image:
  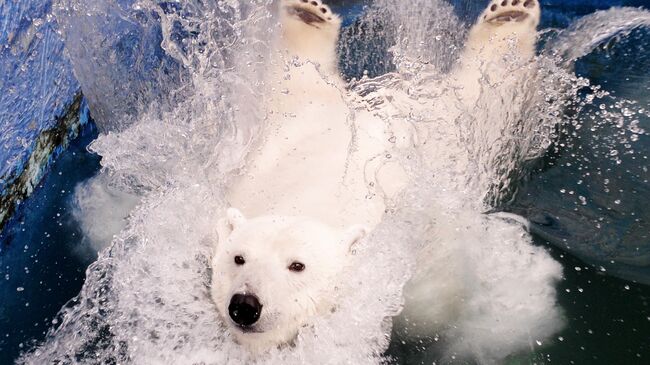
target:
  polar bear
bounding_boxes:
[211,208,367,352]
[212,1,395,350]
[212,0,553,355]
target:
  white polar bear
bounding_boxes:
[211,208,367,352]
[212,0,559,357]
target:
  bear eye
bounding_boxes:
[288,262,305,272]
[234,255,245,265]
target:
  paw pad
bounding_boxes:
[286,0,336,25]
[482,0,539,24]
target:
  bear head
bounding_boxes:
[211,208,367,352]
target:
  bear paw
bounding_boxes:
[480,0,540,26]
[283,0,339,27]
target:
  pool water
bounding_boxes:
[388,240,650,364]
[1,0,650,364]
[0,123,100,364]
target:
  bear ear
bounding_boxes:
[217,208,247,241]
[342,225,369,252]
[226,207,247,228]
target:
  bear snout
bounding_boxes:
[229,293,263,327]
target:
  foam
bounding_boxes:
[71,173,140,253]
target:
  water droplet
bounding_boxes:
[622,108,634,116]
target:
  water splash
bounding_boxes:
[53,0,185,131]
[513,8,650,284]
[18,1,650,365]
[545,7,650,68]
[19,0,408,363]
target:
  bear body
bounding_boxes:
[213,0,558,356]
[225,0,413,230]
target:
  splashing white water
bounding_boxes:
[545,7,650,68]
[71,173,140,253]
[21,1,650,364]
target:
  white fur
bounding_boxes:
[211,208,366,352]
[214,0,561,358]
[226,0,401,229]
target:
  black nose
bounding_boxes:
[228,294,262,326]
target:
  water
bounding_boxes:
[1,0,649,364]
[511,11,650,284]
[0,123,100,365]
[389,237,650,364]
[0,0,80,202]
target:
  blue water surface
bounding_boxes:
[0,0,79,192]
[0,122,100,364]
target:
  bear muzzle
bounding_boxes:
[229,293,263,328]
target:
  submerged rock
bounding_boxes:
[0,94,89,230]
[0,0,85,232]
